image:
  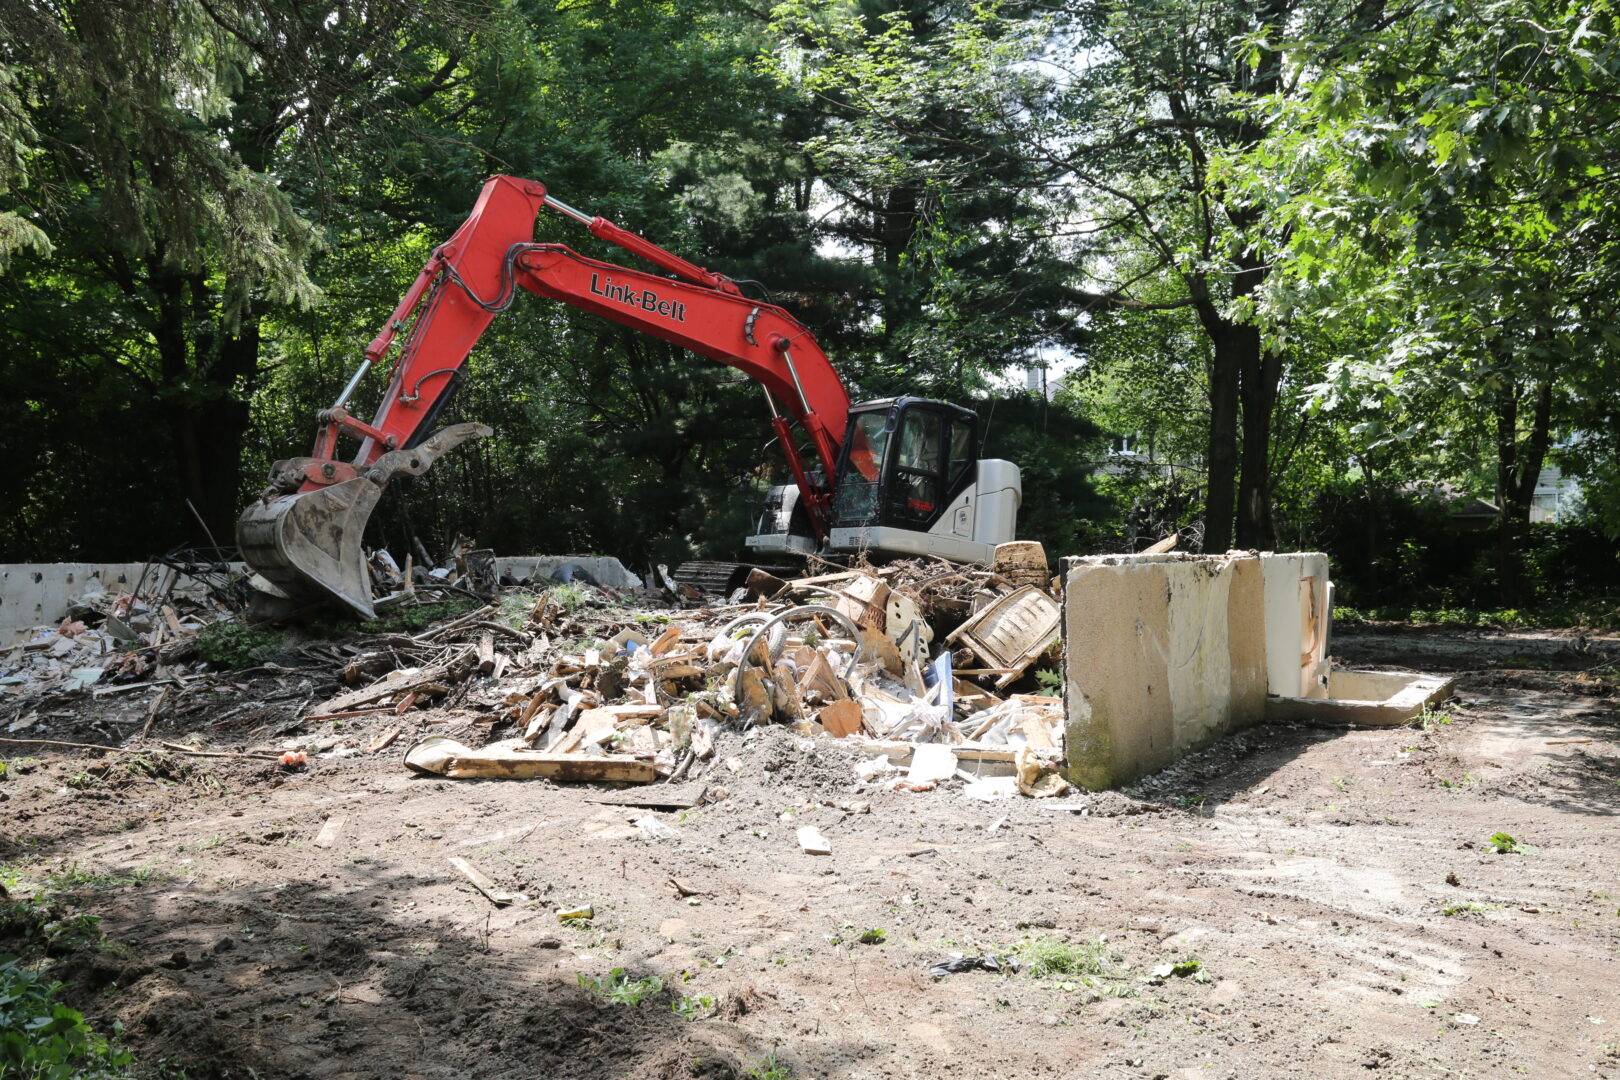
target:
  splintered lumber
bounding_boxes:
[798,651,849,702]
[789,570,859,589]
[551,704,662,754]
[0,737,281,761]
[404,736,655,783]
[447,857,516,906]
[649,626,683,655]
[366,726,402,753]
[818,699,864,738]
[309,661,452,716]
[305,707,393,722]
[1141,533,1179,554]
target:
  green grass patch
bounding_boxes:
[576,967,663,1007]
[544,582,593,613]
[497,591,543,629]
[357,595,483,634]
[0,864,167,901]
[1440,901,1502,916]
[1333,604,1620,631]
[1015,935,1124,981]
[746,1050,792,1080]
[195,622,281,669]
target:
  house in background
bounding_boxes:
[1530,465,1584,523]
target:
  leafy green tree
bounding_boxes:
[772,0,1417,551]
[1244,0,1620,594]
[0,0,488,556]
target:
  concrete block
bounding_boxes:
[1061,552,1267,789]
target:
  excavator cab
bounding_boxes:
[831,397,972,530]
[748,397,1021,564]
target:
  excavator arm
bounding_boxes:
[238,175,852,617]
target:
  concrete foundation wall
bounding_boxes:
[3,555,645,635]
[1,563,167,635]
[1061,552,1267,789]
[1260,552,1331,698]
[495,557,642,589]
[1268,669,1456,727]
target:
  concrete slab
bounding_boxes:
[1267,668,1457,727]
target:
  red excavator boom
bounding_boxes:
[238,175,852,617]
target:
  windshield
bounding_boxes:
[834,411,890,525]
[846,411,888,482]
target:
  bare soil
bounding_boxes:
[3,626,1618,1080]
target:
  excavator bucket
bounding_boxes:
[236,423,492,620]
[238,476,387,619]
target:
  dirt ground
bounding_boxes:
[2,624,1617,1080]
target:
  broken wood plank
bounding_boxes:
[366,726,402,753]
[404,737,656,783]
[93,675,203,698]
[788,570,859,589]
[447,856,515,906]
[818,699,864,738]
[309,661,452,716]
[159,740,282,760]
[0,736,280,761]
[140,685,171,740]
[649,626,683,655]
[306,707,395,722]
[476,632,496,675]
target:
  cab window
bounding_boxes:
[847,411,888,482]
[892,408,942,524]
[945,421,972,486]
[833,411,890,524]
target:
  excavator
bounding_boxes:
[237,175,1022,618]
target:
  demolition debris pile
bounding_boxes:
[2,543,1069,800]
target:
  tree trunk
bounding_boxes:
[148,263,263,550]
[876,182,920,357]
[1494,372,1554,605]
[1201,324,1241,553]
[1236,332,1283,549]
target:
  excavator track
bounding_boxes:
[672,560,799,599]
